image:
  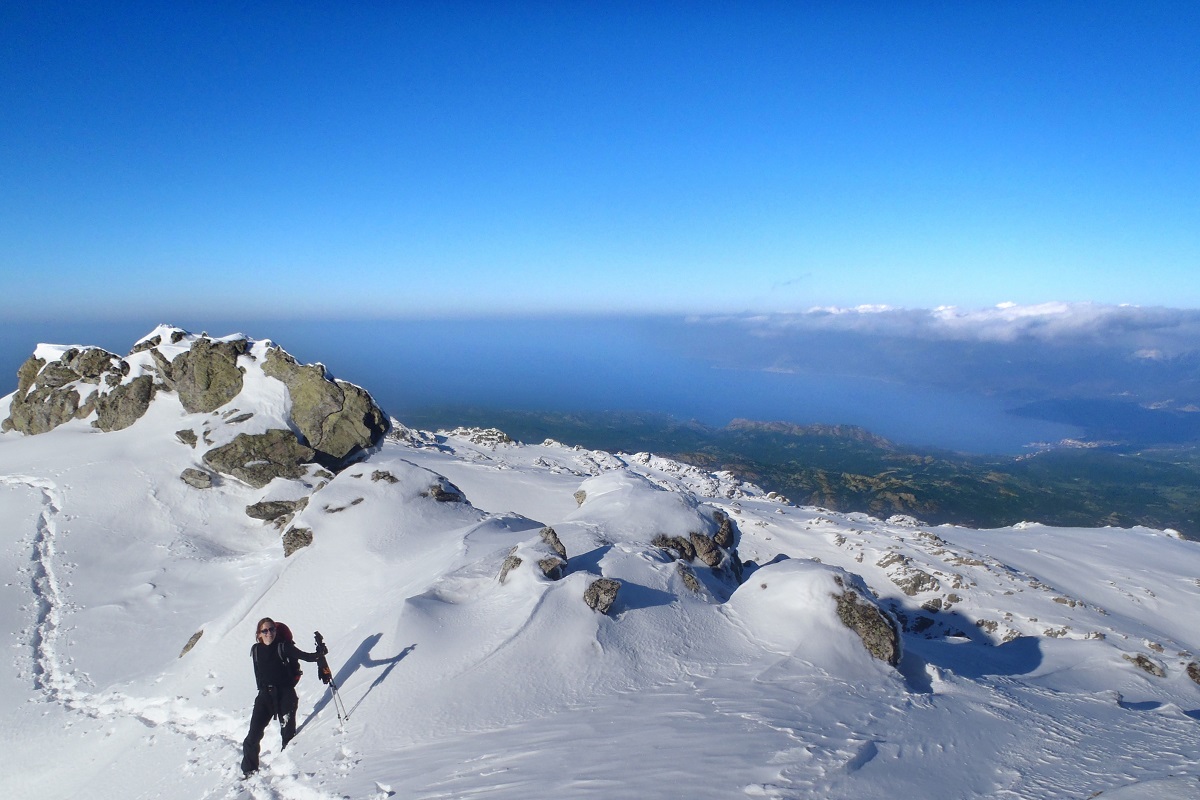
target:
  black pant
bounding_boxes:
[241,687,298,774]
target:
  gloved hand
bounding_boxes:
[317,641,329,656]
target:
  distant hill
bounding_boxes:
[399,407,1200,540]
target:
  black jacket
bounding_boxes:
[250,639,319,692]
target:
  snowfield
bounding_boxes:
[1,332,1198,800]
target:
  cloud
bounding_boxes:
[696,303,1200,356]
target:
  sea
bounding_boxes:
[0,317,1077,455]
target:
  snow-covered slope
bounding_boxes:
[1,333,1198,800]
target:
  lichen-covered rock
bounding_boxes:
[584,578,621,614]
[283,527,314,556]
[202,430,315,488]
[176,429,198,447]
[93,375,155,432]
[159,337,249,413]
[262,347,388,464]
[833,575,901,666]
[573,489,587,506]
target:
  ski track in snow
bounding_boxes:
[1,473,347,800]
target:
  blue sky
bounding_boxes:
[3,2,1198,320]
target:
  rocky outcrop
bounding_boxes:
[1187,661,1200,686]
[651,509,743,584]
[832,575,901,666]
[499,532,569,584]
[262,347,388,464]
[3,347,140,435]
[202,430,316,488]
[584,578,621,614]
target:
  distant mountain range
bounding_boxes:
[399,407,1200,540]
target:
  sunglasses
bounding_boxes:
[259,626,275,635]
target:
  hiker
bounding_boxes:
[241,616,321,777]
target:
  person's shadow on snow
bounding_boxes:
[298,635,416,733]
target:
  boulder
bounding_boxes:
[157,337,249,413]
[202,430,315,488]
[245,498,309,528]
[282,527,314,557]
[180,468,214,489]
[584,578,621,614]
[93,375,155,432]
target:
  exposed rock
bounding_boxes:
[3,349,136,434]
[1123,653,1165,677]
[584,578,621,614]
[574,490,587,506]
[262,347,388,464]
[176,429,198,447]
[676,562,703,594]
[538,556,566,581]
[202,429,315,488]
[690,532,723,568]
[445,427,512,446]
[652,534,695,562]
[160,337,249,413]
[371,470,399,483]
[282,527,314,557]
[832,575,901,666]
[540,526,567,560]
[713,509,736,548]
[498,552,524,584]
[246,498,309,528]
[180,468,214,489]
[422,478,466,503]
[179,630,203,658]
[1187,661,1200,686]
[499,534,568,584]
[93,375,155,432]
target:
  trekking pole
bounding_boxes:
[314,631,349,722]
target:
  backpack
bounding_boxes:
[253,621,303,685]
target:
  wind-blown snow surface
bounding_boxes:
[2,366,1199,798]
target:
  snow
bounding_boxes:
[2,333,1199,799]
